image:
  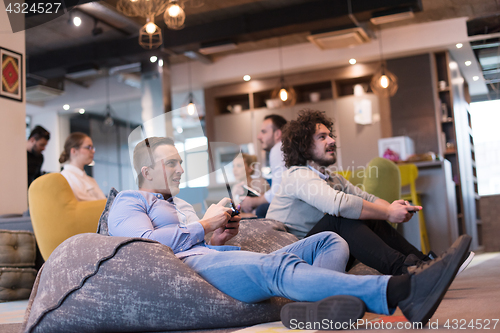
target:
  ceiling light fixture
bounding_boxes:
[271,39,296,107]
[456,43,463,49]
[139,16,162,49]
[370,29,398,97]
[150,55,158,63]
[117,0,170,49]
[473,76,479,81]
[184,61,199,116]
[63,104,70,110]
[465,61,471,66]
[158,59,164,67]
[349,58,356,65]
[103,75,115,127]
[79,108,85,114]
[164,0,186,30]
[73,16,82,27]
[243,75,251,81]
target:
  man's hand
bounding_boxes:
[387,200,422,223]
[232,181,245,196]
[210,214,241,246]
[240,195,267,213]
[199,198,232,234]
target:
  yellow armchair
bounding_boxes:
[28,173,106,260]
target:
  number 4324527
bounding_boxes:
[443,319,498,330]
[6,3,62,14]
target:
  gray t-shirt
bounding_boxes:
[266,166,378,239]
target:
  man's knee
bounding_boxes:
[316,231,349,252]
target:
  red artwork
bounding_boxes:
[0,47,22,102]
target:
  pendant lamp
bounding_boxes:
[370,29,398,97]
[271,40,296,107]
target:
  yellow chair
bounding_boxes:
[362,157,401,229]
[28,173,106,260]
[398,164,430,254]
[363,157,401,204]
[348,169,364,188]
[333,170,352,181]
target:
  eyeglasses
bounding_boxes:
[81,145,95,152]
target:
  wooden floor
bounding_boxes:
[2,252,499,332]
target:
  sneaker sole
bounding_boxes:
[457,251,475,275]
[408,235,471,325]
[281,295,365,330]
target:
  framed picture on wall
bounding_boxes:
[1,47,23,102]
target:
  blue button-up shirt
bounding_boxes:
[108,190,240,259]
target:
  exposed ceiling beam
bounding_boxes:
[27,0,422,78]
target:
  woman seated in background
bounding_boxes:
[59,132,106,201]
[232,153,269,217]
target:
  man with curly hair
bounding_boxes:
[267,109,473,276]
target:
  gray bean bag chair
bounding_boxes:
[22,189,299,333]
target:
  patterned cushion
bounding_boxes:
[96,188,118,236]
[22,234,290,333]
[0,267,37,302]
[0,230,36,267]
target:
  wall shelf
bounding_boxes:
[433,50,480,248]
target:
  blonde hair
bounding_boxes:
[241,153,258,175]
[59,132,89,164]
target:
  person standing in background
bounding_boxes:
[27,125,50,188]
[59,132,106,201]
[239,115,287,217]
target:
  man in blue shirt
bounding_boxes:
[108,136,470,329]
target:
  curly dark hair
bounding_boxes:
[281,109,334,168]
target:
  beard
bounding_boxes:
[314,146,337,167]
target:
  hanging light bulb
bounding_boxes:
[187,102,196,115]
[139,15,162,49]
[379,75,389,89]
[270,42,296,107]
[168,2,181,16]
[145,21,156,34]
[370,30,399,97]
[370,64,398,97]
[164,0,185,30]
[279,88,288,102]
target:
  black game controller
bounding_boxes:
[225,203,240,229]
[231,206,240,217]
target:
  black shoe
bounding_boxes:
[398,235,472,326]
[402,254,425,274]
[281,295,366,330]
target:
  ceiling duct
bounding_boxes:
[307,27,370,50]
[26,77,64,103]
[199,40,237,55]
[26,85,64,103]
[370,8,414,25]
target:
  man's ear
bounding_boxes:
[141,166,152,181]
[274,128,282,142]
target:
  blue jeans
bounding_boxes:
[183,232,391,314]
